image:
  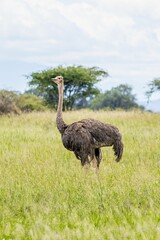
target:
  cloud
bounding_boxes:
[0,0,160,100]
[1,0,160,63]
[57,2,135,43]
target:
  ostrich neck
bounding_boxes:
[56,82,66,135]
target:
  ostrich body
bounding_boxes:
[52,76,123,171]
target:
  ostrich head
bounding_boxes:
[52,76,63,85]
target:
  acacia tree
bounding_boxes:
[26,65,108,110]
[146,78,160,100]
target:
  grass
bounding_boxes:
[0,110,160,239]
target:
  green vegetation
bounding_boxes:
[0,90,47,115]
[146,78,160,100]
[27,65,108,110]
[90,84,144,110]
[0,90,20,115]
[17,94,47,112]
[0,66,146,114]
[0,110,160,239]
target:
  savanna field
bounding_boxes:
[0,110,160,240]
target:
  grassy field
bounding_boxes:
[0,110,160,240]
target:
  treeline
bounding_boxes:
[0,90,47,115]
[90,84,143,110]
[0,65,159,115]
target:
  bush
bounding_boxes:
[0,90,48,115]
[0,90,20,115]
[17,94,47,112]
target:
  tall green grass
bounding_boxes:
[0,110,160,239]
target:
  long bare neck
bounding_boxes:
[56,81,66,135]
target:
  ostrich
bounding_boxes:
[52,76,123,173]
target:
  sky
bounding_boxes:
[0,0,160,102]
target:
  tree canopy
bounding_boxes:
[90,84,143,110]
[146,78,160,100]
[26,65,108,110]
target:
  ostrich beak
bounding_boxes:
[51,78,57,84]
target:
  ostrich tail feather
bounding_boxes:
[113,138,123,162]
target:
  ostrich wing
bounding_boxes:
[79,119,122,148]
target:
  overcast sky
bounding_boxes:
[0,0,160,101]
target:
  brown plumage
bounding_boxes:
[52,76,123,171]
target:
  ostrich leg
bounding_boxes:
[91,157,99,177]
[84,162,91,176]
[84,151,99,177]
